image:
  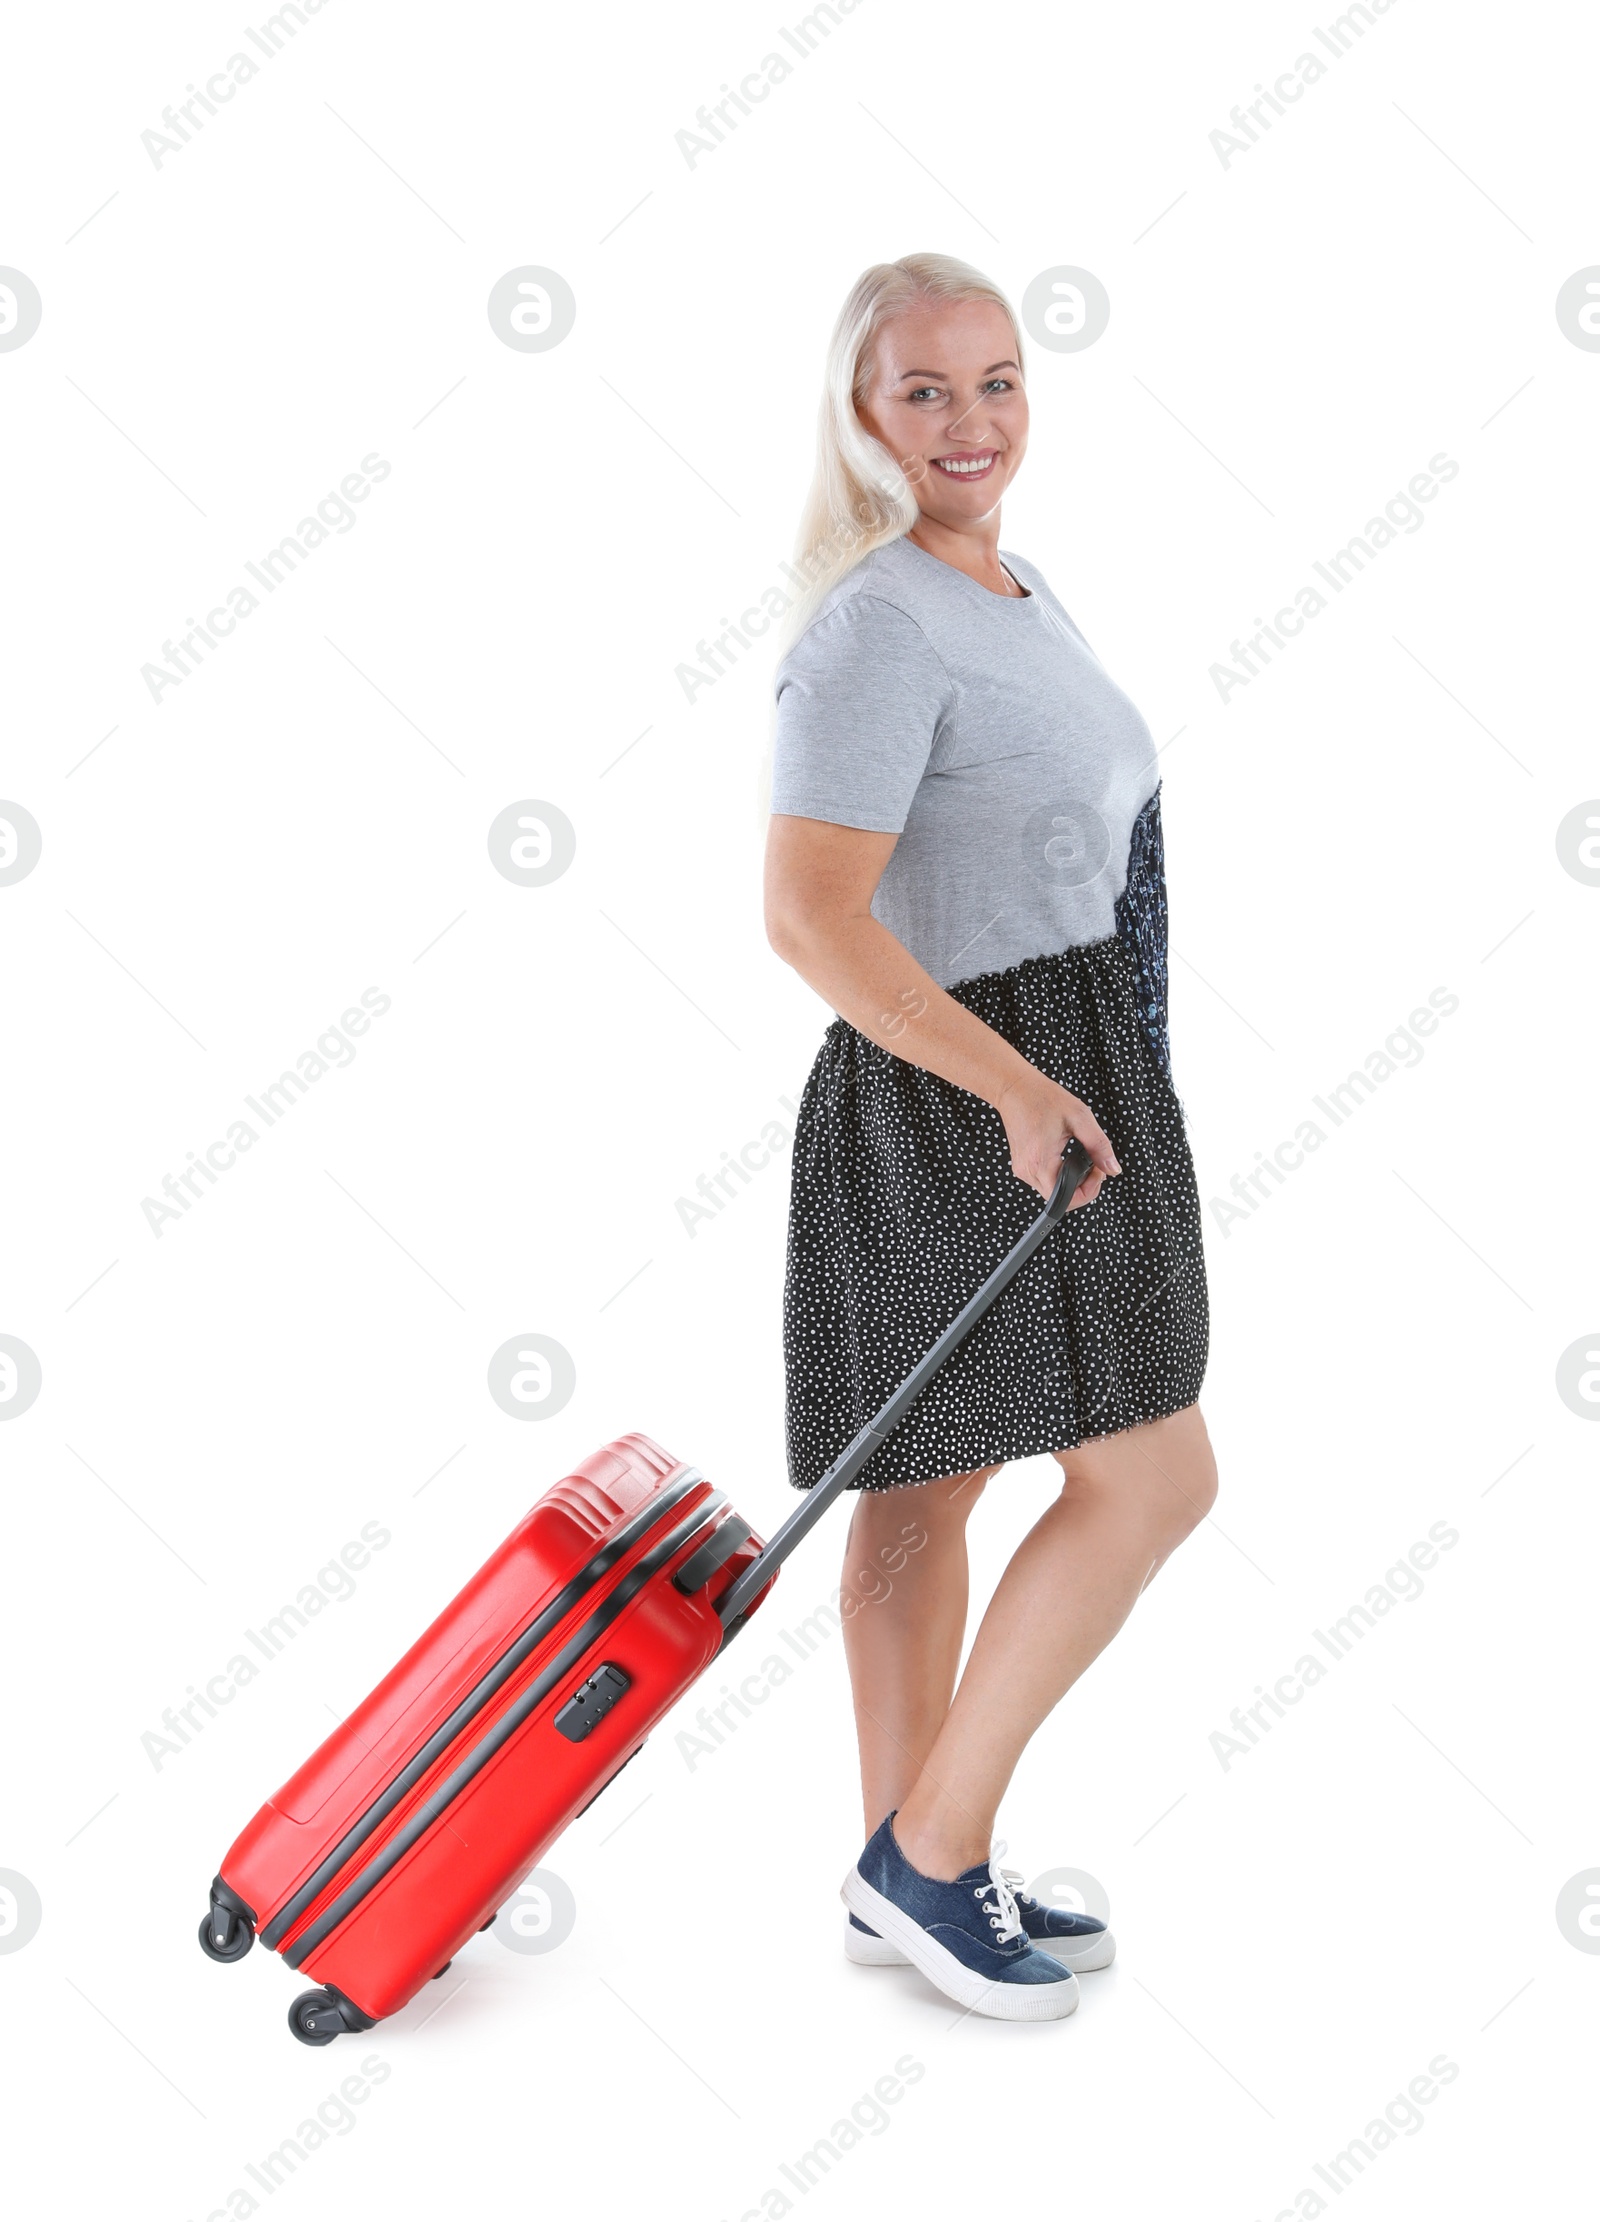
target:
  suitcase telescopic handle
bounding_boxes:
[716,1134,1097,1631]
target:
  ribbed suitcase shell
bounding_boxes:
[216,1434,768,2023]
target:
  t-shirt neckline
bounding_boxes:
[900,534,1038,609]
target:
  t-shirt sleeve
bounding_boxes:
[770,594,951,834]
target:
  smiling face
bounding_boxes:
[856,295,1028,529]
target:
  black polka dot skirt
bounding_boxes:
[782,932,1209,1493]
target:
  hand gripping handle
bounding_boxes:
[716,1135,1097,1631]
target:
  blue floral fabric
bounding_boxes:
[1112,785,1171,1085]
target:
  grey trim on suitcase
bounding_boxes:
[282,1492,725,1968]
[262,1468,713,1952]
[671,1513,754,1594]
[717,1137,1095,1630]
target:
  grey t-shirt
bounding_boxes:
[771,535,1159,987]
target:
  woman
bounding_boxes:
[764,253,1217,2024]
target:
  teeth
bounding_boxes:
[936,455,993,475]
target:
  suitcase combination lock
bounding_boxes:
[553,1661,631,1743]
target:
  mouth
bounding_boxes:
[931,450,1001,481]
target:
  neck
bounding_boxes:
[907,516,1018,595]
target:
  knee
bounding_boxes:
[1054,1416,1217,1544]
[1178,1440,1219,1532]
[847,1464,995,1558]
[1155,1418,1218,1544]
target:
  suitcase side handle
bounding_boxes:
[716,1135,1096,1631]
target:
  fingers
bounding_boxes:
[998,1080,1123,1205]
[1072,1106,1121,1180]
[1054,1098,1119,1208]
[1012,1154,1108,1206]
[1067,1165,1107,1211]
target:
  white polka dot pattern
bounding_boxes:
[782,934,1209,1493]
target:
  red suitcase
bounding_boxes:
[199,1141,1093,2042]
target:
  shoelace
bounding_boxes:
[972,1840,1026,1943]
[999,1865,1038,1911]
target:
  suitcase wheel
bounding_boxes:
[288,1988,359,2046]
[199,1875,256,1964]
[197,1906,254,1963]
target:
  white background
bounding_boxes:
[2,0,1596,2214]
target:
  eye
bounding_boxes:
[984,377,1017,394]
[906,386,943,404]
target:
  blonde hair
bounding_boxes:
[758,253,1025,815]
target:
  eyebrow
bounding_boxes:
[895,360,1021,380]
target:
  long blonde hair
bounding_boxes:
[758,253,1026,813]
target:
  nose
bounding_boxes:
[943,396,994,447]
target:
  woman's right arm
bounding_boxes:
[764,811,1119,1208]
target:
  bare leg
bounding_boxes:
[892,1404,1219,1880]
[839,1466,997,1839]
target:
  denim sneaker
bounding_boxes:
[840,1814,1079,2020]
[846,1854,1115,1972]
[999,1868,1116,1969]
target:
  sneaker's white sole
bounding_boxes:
[840,1870,1080,2021]
[1048,1930,1116,1972]
[846,1914,1116,1972]
[844,1920,913,1966]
